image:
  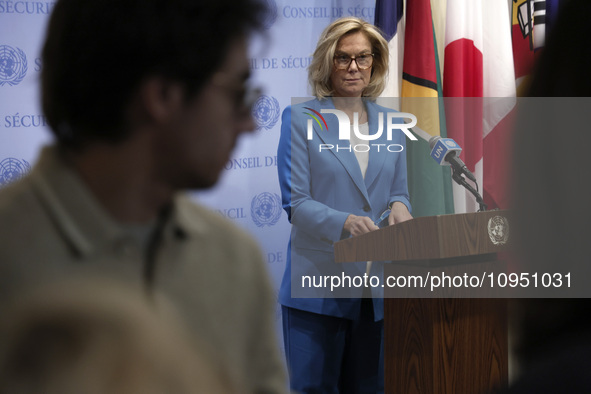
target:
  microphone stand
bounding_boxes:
[451,170,487,212]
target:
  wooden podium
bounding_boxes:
[334,210,510,394]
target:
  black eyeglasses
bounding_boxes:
[333,53,374,70]
[212,73,262,117]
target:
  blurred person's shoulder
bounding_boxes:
[0,148,88,264]
[174,195,260,249]
[0,156,43,218]
[0,173,35,223]
[0,166,55,257]
[0,169,63,302]
[173,194,268,275]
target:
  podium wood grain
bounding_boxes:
[385,298,507,394]
[334,211,509,263]
[333,211,511,394]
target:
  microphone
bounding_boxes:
[428,136,476,183]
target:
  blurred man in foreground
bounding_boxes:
[0,0,287,391]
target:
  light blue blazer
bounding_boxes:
[277,98,411,321]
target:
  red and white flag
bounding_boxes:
[443,0,516,212]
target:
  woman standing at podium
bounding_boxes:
[277,17,412,393]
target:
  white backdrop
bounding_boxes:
[0,0,375,332]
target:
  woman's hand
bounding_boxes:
[344,214,379,237]
[388,202,413,226]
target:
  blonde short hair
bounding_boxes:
[309,17,389,100]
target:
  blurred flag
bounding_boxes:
[512,0,538,95]
[375,0,405,97]
[443,0,516,212]
[512,0,562,95]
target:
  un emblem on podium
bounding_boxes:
[487,216,510,246]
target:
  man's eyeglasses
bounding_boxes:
[333,53,374,70]
[212,74,262,117]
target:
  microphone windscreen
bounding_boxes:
[429,137,462,166]
[428,135,441,150]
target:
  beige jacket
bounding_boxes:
[0,146,287,393]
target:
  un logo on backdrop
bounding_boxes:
[0,158,31,186]
[0,45,28,87]
[251,192,282,227]
[252,95,280,130]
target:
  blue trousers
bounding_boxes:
[282,298,384,394]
